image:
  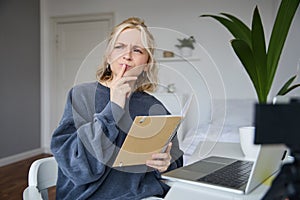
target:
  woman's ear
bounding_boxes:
[106,54,112,64]
[106,58,111,65]
[144,63,149,72]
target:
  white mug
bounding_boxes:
[239,126,261,159]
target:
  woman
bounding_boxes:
[51,17,183,200]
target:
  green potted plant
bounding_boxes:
[201,0,300,104]
[175,36,196,57]
[201,0,300,159]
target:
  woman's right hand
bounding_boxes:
[109,65,137,109]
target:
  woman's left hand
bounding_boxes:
[146,142,172,173]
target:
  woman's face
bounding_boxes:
[108,28,149,78]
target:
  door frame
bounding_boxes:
[41,10,114,152]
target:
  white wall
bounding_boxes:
[41,0,300,149]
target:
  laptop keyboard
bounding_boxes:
[197,160,254,189]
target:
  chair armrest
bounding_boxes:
[28,157,58,189]
[23,186,42,200]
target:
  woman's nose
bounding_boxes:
[122,49,132,60]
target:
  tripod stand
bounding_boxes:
[262,149,300,200]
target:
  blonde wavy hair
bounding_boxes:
[96,17,158,92]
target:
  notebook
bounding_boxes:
[112,94,193,167]
[162,144,286,194]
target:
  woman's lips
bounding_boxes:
[122,64,131,70]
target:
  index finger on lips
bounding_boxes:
[116,64,126,80]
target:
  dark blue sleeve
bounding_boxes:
[51,89,124,186]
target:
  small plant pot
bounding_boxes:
[180,47,193,57]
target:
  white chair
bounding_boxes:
[22,156,166,200]
[23,157,58,200]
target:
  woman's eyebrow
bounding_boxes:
[115,42,125,46]
[133,45,145,49]
[115,42,145,50]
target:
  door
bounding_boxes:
[49,14,113,144]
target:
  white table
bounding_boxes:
[163,142,275,200]
[164,180,271,200]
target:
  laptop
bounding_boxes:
[162,144,286,194]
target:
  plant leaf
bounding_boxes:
[200,14,251,47]
[278,84,300,96]
[231,39,266,103]
[267,0,300,90]
[276,75,300,95]
[219,13,251,46]
[251,6,268,99]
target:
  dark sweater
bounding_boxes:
[51,82,183,200]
